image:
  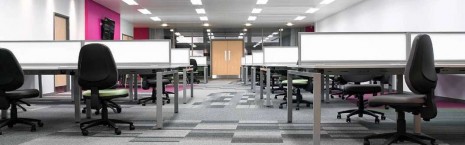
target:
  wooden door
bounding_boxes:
[227,40,243,75]
[54,14,69,89]
[212,40,228,75]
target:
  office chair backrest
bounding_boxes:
[190,59,198,71]
[78,43,118,90]
[0,48,24,91]
[405,34,437,120]
[341,75,375,84]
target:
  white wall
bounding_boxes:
[0,0,85,94]
[316,0,465,100]
[120,19,134,39]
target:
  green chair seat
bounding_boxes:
[83,89,129,99]
[281,79,308,85]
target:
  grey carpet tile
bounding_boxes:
[130,137,182,142]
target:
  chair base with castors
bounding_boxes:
[82,100,122,115]
[137,78,172,106]
[337,94,385,124]
[0,89,43,134]
[278,80,312,110]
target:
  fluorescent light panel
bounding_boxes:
[191,0,202,5]
[200,16,208,21]
[320,0,335,4]
[306,8,319,13]
[257,0,268,5]
[286,22,293,26]
[150,17,161,21]
[245,23,252,26]
[122,0,138,5]
[138,9,151,14]
[161,23,168,27]
[206,29,211,32]
[248,16,257,21]
[196,8,206,14]
[252,8,262,13]
[203,23,210,27]
[294,16,306,20]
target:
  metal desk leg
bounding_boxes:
[191,70,194,98]
[156,72,163,129]
[71,75,81,122]
[259,70,264,99]
[183,69,187,104]
[265,69,272,106]
[128,74,134,100]
[245,67,249,85]
[240,66,243,82]
[325,75,330,103]
[251,67,256,91]
[133,74,138,100]
[38,75,43,98]
[287,73,293,123]
[313,74,322,145]
[321,74,325,102]
[1,110,7,119]
[204,67,208,83]
[86,99,91,119]
[174,72,179,113]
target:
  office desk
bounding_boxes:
[1,64,181,129]
[198,65,209,83]
[258,64,298,107]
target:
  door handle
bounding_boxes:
[228,51,231,61]
[224,50,227,61]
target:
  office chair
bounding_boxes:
[364,34,437,145]
[137,75,172,106]
[78,44,134,136]
[278,78,312,110]
[190,59,201,84]
[0,48,43,135]
[81,87,122,115]
[336,75,385,123]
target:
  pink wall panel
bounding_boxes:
[133,28,150,40]
[85,0,120,40]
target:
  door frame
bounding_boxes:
[210,39,245,78]
[53,13,70,92]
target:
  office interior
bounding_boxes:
[1,0,465,145]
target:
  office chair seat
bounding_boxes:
[281,79,308,85]
[369,94,425,107]
[5,89,40,99]
[146,79,171,85]
[344,84,381,94]
[83,89,128,99]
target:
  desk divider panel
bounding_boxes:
[263,46,298,65]
[191,56,207,66]
[241,57,245,65]
[0,41,82,64]
[84,40,171,64]
[252,51,263,65]
[171,48,190,65]
[245,55,253,65]
[299,32,408,64]
[410,32,465,62]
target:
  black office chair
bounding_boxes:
[137,75,172,106]
[0,48,43,135]
[77,44,134,136]
[364,34,437,145]
[190,59,201,84]
[278,78,313,110]
[336,75,385,123]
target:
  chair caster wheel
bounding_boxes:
[116,108,122,113]
[95,110,100,115]
[115,128,121,135]
[363,140,370,145]
[337,114,341,119]
[31,125,36,132]
[279,106,283,109]
[167,100,171,104]
[129,124,135,130]
[296,108,300,110]
[381,116,386,120]
[81,129,89,136]
[306,104,311,107]
[274,96,277,99]
[38,122,44,127]
[0,131,2,135]
[375,118,380,124]
[7,124,13,128]
[346,118,351,123]
[82,109,86,113]
[142,104,146,106]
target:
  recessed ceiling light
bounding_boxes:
[243,28,248,32]
[320,0,335,5]
[239,33,244,36]
[170,29,174,32]
[279,28,284,31]
[150,17,161,21]
[200,16,208,21]
[122,0,138,5]
[238,36,243,39]
[161,23,168,27]
[248,16,257,21]
[206,29,211,32]
[294,16,306,20]
[306,8,319,13]
[191,0,202,5]
[245,23,252,26]
[138,9,151,14]
[252,8,262,13]
[272,32,278,35]
[196,8,206,14]
[257,0,268,5]
[175,32,181,36]
[203,23,210,27]
[286,22,293,26]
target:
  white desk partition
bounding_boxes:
[84,40,170,64]
[190,56,207,66]
[252,51,263,65]
[411,33,465,62]
[171,48,190,65]
[241,57,245,65]
[245,55,253,65]
[263,46,298,65]
[0,41,82,64]
[300,33,407,63]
